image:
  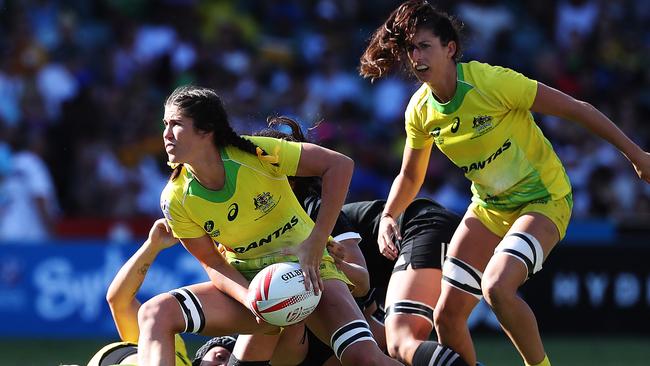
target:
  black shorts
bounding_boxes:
[297,328,333,366]
[392,199,461,272]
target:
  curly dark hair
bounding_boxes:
[359,0,463,80]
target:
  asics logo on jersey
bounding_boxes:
[461,139,511,173]
[227,203,239,221]
[232,215,299,253]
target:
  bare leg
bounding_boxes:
[482,213,559,365]
[137,282,275,365]
[384,267,440,364]
[306,279,402,366]
[433,210,501,365]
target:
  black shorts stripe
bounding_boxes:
[169,290,193,333]
[442,275,482,296]
[179,288,205,333]
[334,329,373,359]
[446,257,482,285]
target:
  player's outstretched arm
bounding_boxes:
[531,82,650,183]
[106,218,178,342]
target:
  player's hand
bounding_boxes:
[283,239,324,295]
[632,151,650,184]
[147,218,178,250]
[326,239,346,262]
[378,214,400,260]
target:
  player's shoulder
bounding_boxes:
[161,167,189,204]
[462,60,527,85]
[406,83,431,117]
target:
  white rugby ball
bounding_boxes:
[247,262,321,326]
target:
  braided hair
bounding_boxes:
[164,85,260,180]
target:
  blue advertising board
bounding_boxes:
[0,242,208,338]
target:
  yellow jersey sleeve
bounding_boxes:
[405,84,435,150]
[243,135,302,176]
[161,173,206,239]
[470,61,537,111]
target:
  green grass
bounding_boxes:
[475,335,650,366]
[2,335,649,365]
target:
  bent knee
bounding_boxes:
[433,303,467,331]
[138,294,182,332]
[481,277,516,307]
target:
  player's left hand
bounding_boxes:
[282,239,324,296]
[326,239,346,261]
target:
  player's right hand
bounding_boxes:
[378,214,400,260]
[148,218,178,250]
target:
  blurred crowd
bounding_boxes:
[0,0,649,241]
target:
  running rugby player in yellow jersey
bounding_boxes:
[137,85,402,366]
[360,1,650,366]
[405,61,572,218]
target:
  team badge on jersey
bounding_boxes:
[203,220,220,237]
[471,115,494,137]
[430,126,444,145]
[253,192,279,219]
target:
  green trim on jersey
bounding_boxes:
[187,149,241,203]
[428,63,474,114]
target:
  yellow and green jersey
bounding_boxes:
[160,136,328,278]
[405,61,571,210]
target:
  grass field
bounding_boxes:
[2,334,648,365]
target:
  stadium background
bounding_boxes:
[0,0,648,365]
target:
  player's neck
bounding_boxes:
[186,148,225,190]
[427,62,457,103]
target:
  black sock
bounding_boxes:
[227,354,271,366]
[412,341,469,366]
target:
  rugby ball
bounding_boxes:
[247,262,321,326]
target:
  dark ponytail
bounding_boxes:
[254,116,322,200]
[165,85,262,180]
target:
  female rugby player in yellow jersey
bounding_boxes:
[234,117,470,366]
[136,85,401,366]
[87,218,191,366]
[359,1,650,366]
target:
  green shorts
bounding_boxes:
[471,193,573,240]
